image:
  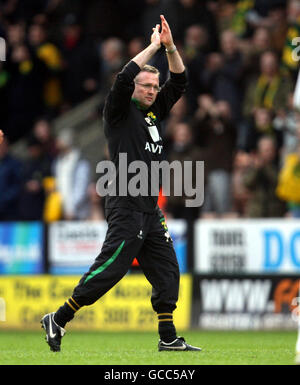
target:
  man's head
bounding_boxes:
[172,122,192,147]
[132,65,160,109]
[252,27,271,52]
[184,24,208,50]
[33,118,51,143]
[221,30,238,57]
[257,136,277,164]
[260,51,279,77]
[56,128,74,154]
[288,0,300,22]
[28,23,47,47]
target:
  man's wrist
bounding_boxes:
[165,44,177,54]
[150,42,161,51]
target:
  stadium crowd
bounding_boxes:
[1,0,300,222]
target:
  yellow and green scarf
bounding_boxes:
[254,75,280,109]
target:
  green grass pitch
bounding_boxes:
[0,330,297,365]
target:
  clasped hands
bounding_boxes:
[151,15,175,52]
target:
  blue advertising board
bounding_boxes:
[0,222,44,274]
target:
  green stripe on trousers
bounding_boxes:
[84,240,125,284]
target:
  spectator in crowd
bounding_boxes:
[191,94,237,218]
[266,2,288,53]
[231,0,286,38]
[243,107,283,152]
[242,135,286,217]
[273,95,300,162]
[166,121,203,221]
[170,0,219,50]
[53,128,91,220]
[0,136,22,221]
[5,43,45,142]
[183,23,211,61]
[183,24,210,114]
[28,21,64,114]
[239,49,293,151]
[231,0,258,37]
[99,37,127,94]
[18,135,52,221]
[202,29,245,123]
[32,117,58,160]
[0,0,61,22]
[127,37,146,60]
[241,27,273,78]
[60,13,100,108]
[243,50,293,118]
[0,61,9,131]
[6,20,26,51]
[276,132,300,218]
[43,175,63,223]
[231,150,252,217]
[281,0,300,80]
[163,95,188,155]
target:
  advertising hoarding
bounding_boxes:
[192,275,300,330]
[49,220,187,274]
[195,219,300,274]
[0,274,192,331]
[0,222,44,274]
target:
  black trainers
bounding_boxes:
[158,336,202,352]
[41,312,66,352]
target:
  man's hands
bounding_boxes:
[132,14,184,72]
[151,24,161,49]
[151,15,175,51]
[0,130,4,145]
[159,15,175,51]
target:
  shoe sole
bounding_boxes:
[159,346,202,352]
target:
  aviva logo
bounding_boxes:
[0,37,6,61]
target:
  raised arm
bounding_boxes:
[103,25,162,125]
[160,15,185,74]
[152,16,187,120]
[132,24,161,69]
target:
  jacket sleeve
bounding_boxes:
[154,70,188,121]
[103,60,141,126]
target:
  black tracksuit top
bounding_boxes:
[103,60,187,213]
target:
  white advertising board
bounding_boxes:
[195,219,300,274]
[49,221,108,274]
[49,219,187,274]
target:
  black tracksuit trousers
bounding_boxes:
[71,206,180,314]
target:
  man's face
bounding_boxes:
[260,52,278,76]
[258,139,275,164]
[132,71,160,109]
